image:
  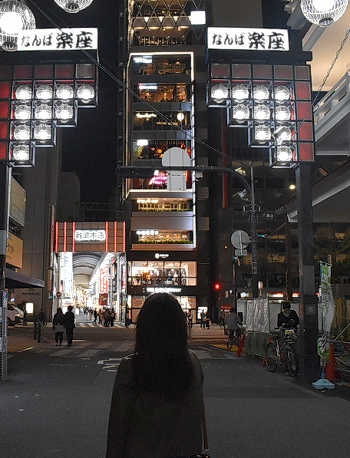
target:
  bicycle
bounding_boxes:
[226,327,244,350]
[264,327,299,376]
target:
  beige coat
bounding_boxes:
[106,351,204,458]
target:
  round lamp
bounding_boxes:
[0,0,36,52]
[13,143,30,161]
[53,0,93,13]
[300,0,348,27]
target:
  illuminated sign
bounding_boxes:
[133,56,152,64]
[207,27,289,51]
[136,113,157,119]
[75,229,106,242]
[146,287,182,294]
[154,253,169,259]
[137,230,159,236]
[17,28,98,51]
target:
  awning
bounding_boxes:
[5,269,45,289]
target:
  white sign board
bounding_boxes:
[75,230,106,242]
[17,28,98,51]
[207,27,289,52]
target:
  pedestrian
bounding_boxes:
[106,293,205,458]
[64,305,75,347]
[38,308,46,326]
[52,307,65,346]
[22,310,27,325]
[93,308,98,324]
[110,309,115,327]
[205,311,211,329]
[200,310,206,328]
[219,309,225,328]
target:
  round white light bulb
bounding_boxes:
[232,104,250,121]
[36,85,53,100]
[232,84,249,100]
[56,84,74,100]
[14,124,30,140]
[14,104,31,120]
[0,11,23,35]
[77,84,95,103]
[253,84,269,101]
[16,85,32,100]
[13,144,30,161]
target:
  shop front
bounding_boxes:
[127,251,199,323]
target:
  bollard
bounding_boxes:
[37,322,41,343]
[33,320,37,340]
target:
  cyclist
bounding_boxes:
[225,307,242,343]
[277,301,299,375]
[277,301,299,329]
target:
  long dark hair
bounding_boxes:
[133,293,193,399]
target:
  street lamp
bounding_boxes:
[300,0,348,27]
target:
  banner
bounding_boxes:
[318,262,335,360]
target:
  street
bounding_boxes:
[2,318,350,458]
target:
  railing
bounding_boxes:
[314,70,350,141]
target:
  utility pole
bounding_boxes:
[250,164,259,298]
[0,162,11,380]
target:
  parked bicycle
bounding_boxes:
[265,327,299,376]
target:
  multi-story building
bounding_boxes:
[115,0,298,322]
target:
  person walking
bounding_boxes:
[93,308,98,324]
[64,305,75,347]
[200,310,206,328]
[52,307,65,346]
[106,293,205,458]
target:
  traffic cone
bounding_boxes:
[325,344,336,382]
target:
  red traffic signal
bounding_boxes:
[214,283,221,291]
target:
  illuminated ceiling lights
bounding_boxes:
[54,0,94,14]
[300,0,348,27]
[0,0,36,52]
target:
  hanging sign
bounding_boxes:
[17,28,98,51]
[207,27,289,51]
[74,230,106,243]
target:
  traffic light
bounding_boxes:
[214,283,221,292]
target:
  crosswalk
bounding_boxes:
[33,341,237,362]
[75,322,125,328]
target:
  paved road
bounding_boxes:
[2,318,350,458]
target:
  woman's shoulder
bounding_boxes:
[116,354,136,385]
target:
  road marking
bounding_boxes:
[80,349,100,357]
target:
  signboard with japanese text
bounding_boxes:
[74,230,106,243]
[17,28,98,51]
[6,232,23,269]
[207,27,289,52]
[99,268,109,294]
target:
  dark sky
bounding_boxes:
[29,0,288,203]
[31,0,120,203]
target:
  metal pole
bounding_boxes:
[295,163,319,383]
[250,165,259,298]
[0,162,11,381]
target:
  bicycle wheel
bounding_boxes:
[286,347,299,377]
[265,341,279,372]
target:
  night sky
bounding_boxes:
[30,0,120,203]
[29,0,288,203]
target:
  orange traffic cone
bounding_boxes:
[325,344,336,382]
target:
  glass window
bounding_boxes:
[128,260,197,286]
